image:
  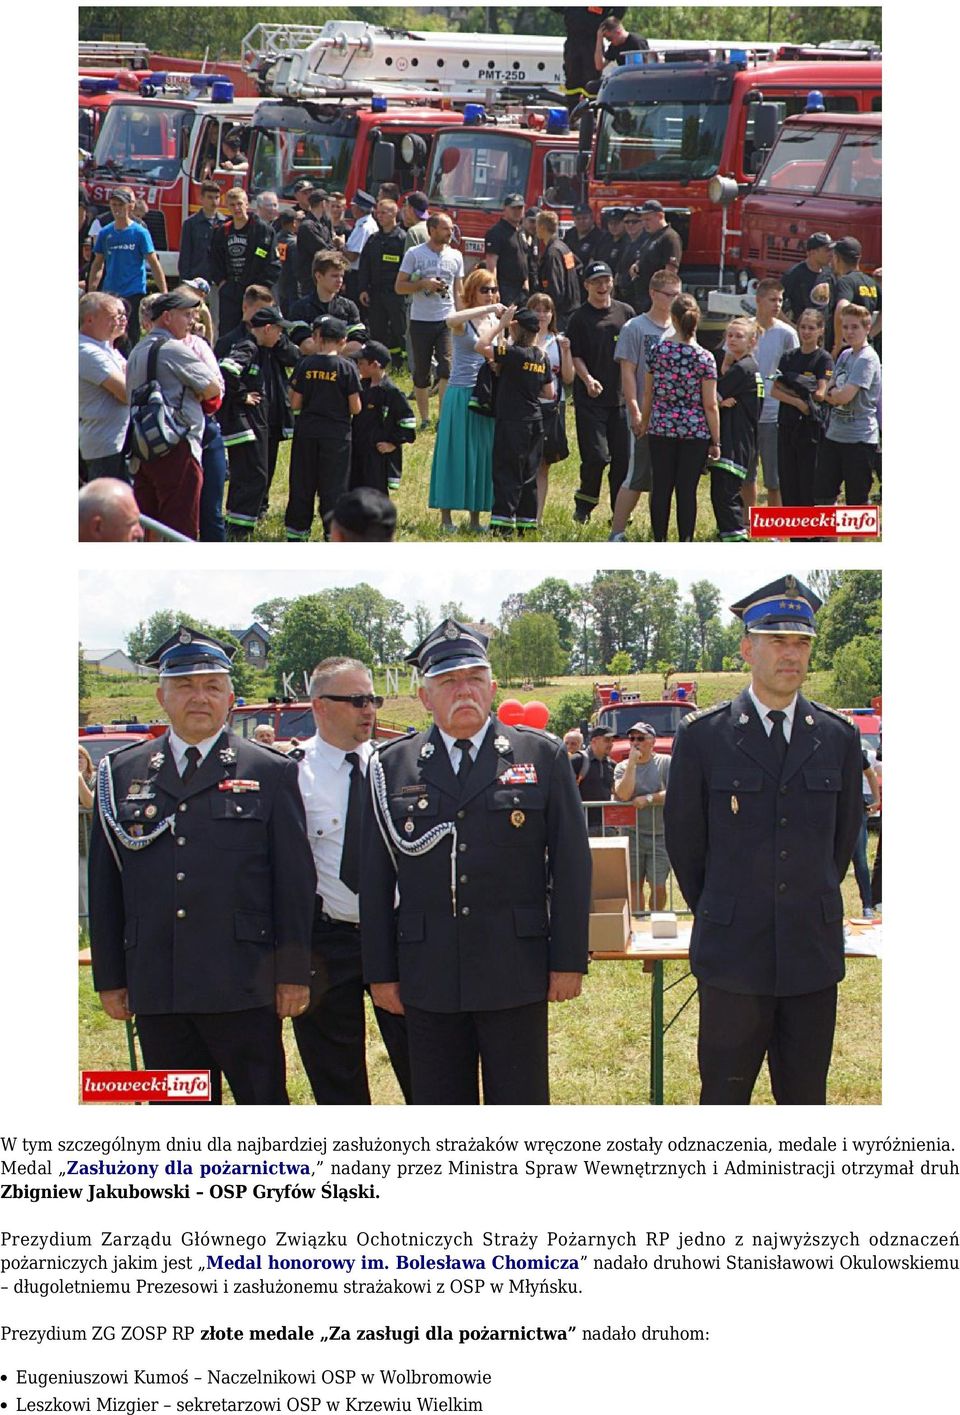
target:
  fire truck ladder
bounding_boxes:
[79,40,152,69]
[242,21,565,101]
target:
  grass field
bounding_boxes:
[230,377,868,543]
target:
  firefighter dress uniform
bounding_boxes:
[87,631,316,1104]
[664,579,864,1105]
[360,620,591,1105]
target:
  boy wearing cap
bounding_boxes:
[351,343,417,496]
[217,306,293,538]
[88,628,316,1105]
[476,307,554,535]
[829,238,880,357]
[664,577,864,1105]
[87,187,168,344]
[566,260,634,521]
[360,619,590,1105]
[285,317,363,540]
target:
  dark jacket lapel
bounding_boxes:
[781,692,821,783]
[459,718,509,807]
[730,689,782,780]
[416,723,460,802]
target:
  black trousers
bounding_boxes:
[573,401,629,519]
[491,417,543,531]
[813,439,876,505]
[709,466,747,540]
[778,423,822,506]
[285,432,351,539]
[649,435,708,541]
[136,1007,287,1105]
[367,293,408,365]
[696,981,838,1105]
[292,914,411,1105]
[217,281,245,345]
[403,1001,549,1105]
[224,427,269,538]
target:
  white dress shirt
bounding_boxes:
[748,686,798,743]
[166,728,225,774]
[297,733,373,923]
[437,720,492,774]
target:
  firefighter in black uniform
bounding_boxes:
[351,342,417,495]
[217,306,293,538]
[288,253,367,356]
[708,317,764,542]
[209,189,281,343]
[285,316,363,541]
[357,200,408,369]
[564,204,613,295]
[360,620,591,1105]
[535,210,581,330]
[664,578,864,1106]
[88,629,316,1105]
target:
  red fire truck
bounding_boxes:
[591,680,698,763]
[580,43,880,323]
[423,111,579,266]
[83,85,260,276]
[229,701,411,748]
[733,112,881,286]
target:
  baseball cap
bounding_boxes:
[833,236,862,262]
[405,191,429,215]
[504,192,525,208]
[292,178,315,193]
[582,260,614,282]
[805,232,833,251]
[627,722,657,739]
[327,488,397,542]
[514,309,541,332]
[149,288,202,314]
[589,724,615,740]
[180,277,211,296]
[313,315,348,341]
[109,187,135,205]
[572,202,592,216]
[249,305,293,328]
[358,341,391,367]
[639,199,664,213]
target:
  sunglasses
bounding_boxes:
[479,285,499,293]
[628,734,651,742]
[317,693,384,709]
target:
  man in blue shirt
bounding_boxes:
[87,187,167,344]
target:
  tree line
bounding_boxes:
[110,571,880,704]
[79,6,881,58]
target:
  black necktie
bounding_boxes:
[181,746,201,782]
[454,739,474,790]
[339,751,362,895]
[767,710,788,769]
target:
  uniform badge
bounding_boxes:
[127,781,142,797]
[417,797,429,809]
[179,629,193,644]
[510,810,526,828]
[805,715,815,726]
[219,747,237,764]
[500,763,537,785]
[738,713,749,725]
[218,779,260,793]
[149,752,165,770]
[444,623,459,640]
[420,742,435,759]
[731,796,739,815]
[404,819,415,834]
[144,804,158,819]
[494,735,511,754]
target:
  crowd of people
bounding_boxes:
[79,165,880,542]
[84,576,878,1106]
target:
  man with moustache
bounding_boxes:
[360,621,591,1105]
[88,630,316,1104]
[665,578,863,1106]
[293,658,411,1104]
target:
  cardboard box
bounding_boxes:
[651,911,678,939]
[588,837,632,951]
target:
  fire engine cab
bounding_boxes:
[83,81,259,276]
[580,42,880,329]
[591,680,698,762]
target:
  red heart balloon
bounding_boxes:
[498,698,525,726]
[523,701,550,729]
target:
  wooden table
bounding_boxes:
[591,919,881,1104]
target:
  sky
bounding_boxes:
[77,550,847,657]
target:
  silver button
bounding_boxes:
[461,906,470,917]
[459,843,467,853]
[178,803,188,813]
[176,872,185,882]
[176,909,186,919]
[177,836,186,846]
[460,874,468,884]
[235,805,243,814]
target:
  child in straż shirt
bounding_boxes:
[285,315,362,541]
[350,342,417,496]
[478,306,554,536]
[708,316,764,542]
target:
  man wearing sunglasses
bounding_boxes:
[294,658,412,1105]
[613,722,671,912]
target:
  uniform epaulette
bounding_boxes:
[108,735,162,757]
[249,739,291,759]
[809,700,858,728]
[511,723,561,743]
[682,700,730,725]
[374,732,417,753]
